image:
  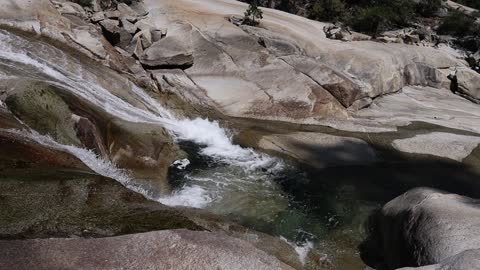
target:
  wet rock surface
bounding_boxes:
[1,1,480,270]
[257,132,378,169]
[1,77,180,193]
[0,141,317,269]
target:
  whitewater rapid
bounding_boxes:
[0,30,283,208]
[0,30,318,264]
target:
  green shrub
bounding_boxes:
[308,0,346,22]
[72,0,93,7]
[437,11,477,36]
[349,0,415,35]
[244,3,264,26]
[350,6,391,35]
[416,0,443,17]
[277,0,298,13]
[455,0,480,10]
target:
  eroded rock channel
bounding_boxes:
[1,0,480,269]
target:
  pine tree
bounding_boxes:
[244,3,263,26]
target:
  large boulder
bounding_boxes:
[0,0,72,41]
[99,18,132,48]
[0,230,294,270]
[4,80,181,195]
[117,2,138,17]
[140,33,194,68]
[139,0,470,124]
[70,26,109,59]
[5,81,84,147]
[361,188,480,270]
[54,1,87,19]
[398,249,480,270]
[280,55,368,107]
[450,68,480,103]
[107,119,182,194]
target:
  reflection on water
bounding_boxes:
[165,141,377,269]
[166,140,480,269]
[3,29,479,270]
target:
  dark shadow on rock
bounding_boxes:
[285,140,480,201]
[261,139,480,269]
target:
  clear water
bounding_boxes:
[167,140,377,268]
[0,30,390,268]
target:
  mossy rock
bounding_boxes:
[107,119,184,195]
[5,81,81,146]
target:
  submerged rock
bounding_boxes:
[361,188,480,270]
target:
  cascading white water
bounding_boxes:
[0,29,399,268]
[0,30,280,172]
[0,30,285,210]
[0,29,326,265]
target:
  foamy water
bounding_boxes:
[280,236,315,266]
[0,30,285,210]
[0,31,311,263]
[2,128,153,196]
[158,185,213,208]
[0,29,365,268]
[0,30,281,173]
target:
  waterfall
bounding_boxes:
[0,30,319,264]
[0,30,284,209]
[0,30,280,171]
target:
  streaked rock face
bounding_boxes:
[140,0,478,123]
[2,0,479,124]
[0,230,295,270]
[0,1,480,270]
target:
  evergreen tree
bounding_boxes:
[244,3,264,26]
